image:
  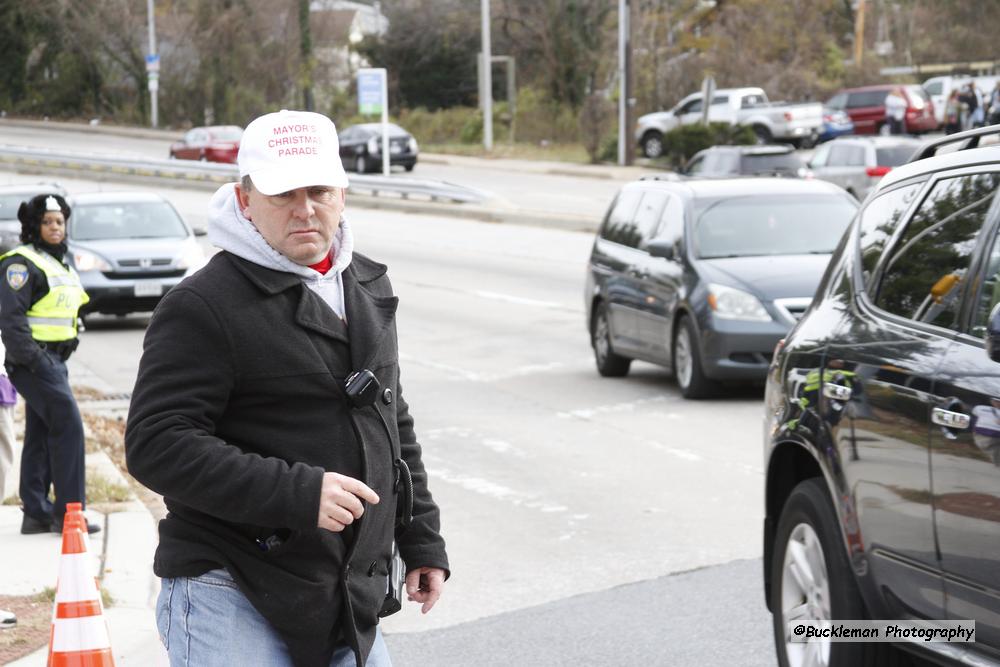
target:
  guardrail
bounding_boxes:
[0,145,491,204]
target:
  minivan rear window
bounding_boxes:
[695,194,857,259]
[847,90,888,108]
[876,146,917,167]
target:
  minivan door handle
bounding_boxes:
[931,407,970,430]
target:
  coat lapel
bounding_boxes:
[344,264,398,371]
[294,286,350,344]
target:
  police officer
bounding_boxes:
[0,193,99,535]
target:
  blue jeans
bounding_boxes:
[156,569,392,667]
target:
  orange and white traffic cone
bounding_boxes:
[47,503,114,667]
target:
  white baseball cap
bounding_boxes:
[237,109,349,195]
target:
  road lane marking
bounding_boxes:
[401,353,580,383]
[556,395,679,420]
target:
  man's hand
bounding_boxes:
[317,472,379,532]
[405,567,446,614]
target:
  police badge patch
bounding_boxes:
[6,264,28,291]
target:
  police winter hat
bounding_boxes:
[237,109,349,195]
[18,193,70,236]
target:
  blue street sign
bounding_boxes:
[358,69,385,115]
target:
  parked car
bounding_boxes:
[636,87,824,158]
[683,145,807,178]
[764,126,1000,667]
[168,125,243,163]
[825,84,937,135]
[66,192,206,317]
[0,182,68,253]
[338,123,418,173]
[584,176,858,398]
[817,107,854,143]
[806,135,922,200]
[923,74,1000,125]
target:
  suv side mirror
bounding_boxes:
[987,303,1000,363]
[646,239,676,261]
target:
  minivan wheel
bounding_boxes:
[591,303,631,377]
[672,317,716,399]
[641,131,664,159]
[772,478,902,667]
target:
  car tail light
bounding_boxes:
[770,338,785,368]
[866,166,891,177]
[784,111,793,121]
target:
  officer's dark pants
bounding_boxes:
[7,350,85,523]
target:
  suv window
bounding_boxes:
[827,144,866,167]
[657,195,685,248]
[633,192,668,247]
[826,93,848,109]
[847,90,889,108]
[858,183,923,289]
[740,153,802,175]
[873,173,1000,330]
[599,189,643,247]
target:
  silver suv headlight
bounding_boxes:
[73,249,112,273]
[707,283,771,322]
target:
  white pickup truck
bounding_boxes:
[635,86,824,158]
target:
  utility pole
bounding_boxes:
[146,0,158,127]
[299,0,315,111]
[854,0,866,65]
[481,0,493,152]
[617,0,627,165]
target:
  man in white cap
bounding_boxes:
[126,110,449,667]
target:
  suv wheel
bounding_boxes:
[641,131,664,159]
[591,303,631,377]
[673,317,716,398]
[772,479,903,667]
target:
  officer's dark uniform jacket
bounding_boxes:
[0,245,86,368]
[124,251,449,667]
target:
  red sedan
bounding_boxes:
[169,125,243,163]
[825,84,938,135]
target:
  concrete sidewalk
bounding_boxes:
[0,450,165,666]
[0,357,165,665]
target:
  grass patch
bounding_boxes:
[424,141,591,163]
[85,470,131,504]
[1,494,18,506]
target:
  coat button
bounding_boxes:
[382,388,393,405]
[367,560,378,577]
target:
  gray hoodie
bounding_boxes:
[207,183,353,320]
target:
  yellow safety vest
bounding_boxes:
[2,245,89,341]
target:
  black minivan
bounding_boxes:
[764,127,1000,667]
[584,176,857,398]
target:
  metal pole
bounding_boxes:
[617,0,626,165]
[147,0,158,127]
[381,69,390,176]
[854,0,866,66]
[481,0,493,151]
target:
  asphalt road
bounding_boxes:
[0,146,777,665]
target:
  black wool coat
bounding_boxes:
[124,251,449,667]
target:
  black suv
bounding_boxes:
[585,176,857,398]
[764,127,1000,667]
